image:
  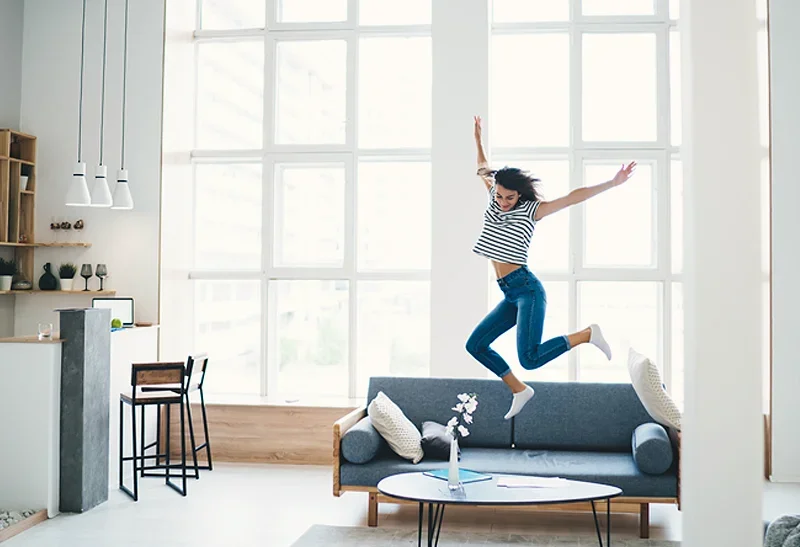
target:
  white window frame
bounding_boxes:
[188,0,432,399]
[488,0,679,389]
[174,0,768,403]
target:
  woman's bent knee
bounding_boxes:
[518,347,542,370]
[466,333,488,356]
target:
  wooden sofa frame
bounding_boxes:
[333,407,681,539]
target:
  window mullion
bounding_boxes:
[261,29,276,396]
[568,6,581,381]
[345,156,357,399]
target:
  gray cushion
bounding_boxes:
[631,422,673,475]
[765,515,800,547]
[421,421,458,461]
[340,447,678,498]
[513,382,654,451]
[366,377,513,448]
[341,417,385,464]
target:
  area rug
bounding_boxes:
[291,524,681,546]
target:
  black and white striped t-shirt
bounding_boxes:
[472,184,541,265]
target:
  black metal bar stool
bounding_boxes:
[141,353,213,472]
[119,362,191,501]
[186,353,213,470]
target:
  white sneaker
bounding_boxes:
[504,386,535,420]
[589,324,612,361]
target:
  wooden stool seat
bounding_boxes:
[120,390,182,405]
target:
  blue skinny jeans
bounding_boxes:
[466,265,570,378]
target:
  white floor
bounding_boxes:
[4,464,799,546]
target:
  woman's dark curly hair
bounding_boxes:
[491,167,543,202]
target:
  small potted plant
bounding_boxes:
[58,262,77,291]
[0,257,18,291]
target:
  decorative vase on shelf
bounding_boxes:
[38,263,57,291]
[448,435,461,491]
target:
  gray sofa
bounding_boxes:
[332,376,681,538]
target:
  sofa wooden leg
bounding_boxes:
[368,492,378,527]
[639,503,650,539]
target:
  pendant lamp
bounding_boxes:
[91,0,113,208]
[112,0,133,210]
[66,0,91,207]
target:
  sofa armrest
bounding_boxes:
[333,406,367,496]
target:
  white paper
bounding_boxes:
[496,476,570,488]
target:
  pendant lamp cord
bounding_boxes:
[77,0,87,163]
[99,0,109,166]
[121,0,129,170]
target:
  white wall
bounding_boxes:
[769,0,800,483]
[0,0,23,129]
[0,0,24,336]
[13,0,165,336]
[680,0,763,544]
[430,0,491,378]
[158,0,196,363]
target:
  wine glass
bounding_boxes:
[80,264,93,291]
[95,264,108,291]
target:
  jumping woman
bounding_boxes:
[466,115,637,420]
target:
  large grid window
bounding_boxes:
[165,0,769,405]
[486,1,770,409]
[186,0,432,399]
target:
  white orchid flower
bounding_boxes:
[464,400,478,414]
[464,413,473,424]
[457,393,470,403]
[458,425,470,437]
[452,403,464,413]
[447,416,459,428]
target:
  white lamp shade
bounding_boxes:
[90,164,113,208]
[66,162,91,207]
[111,169,134,210]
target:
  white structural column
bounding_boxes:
[680,0,763,545]
[430,1,492,378]
[768,0,800,483]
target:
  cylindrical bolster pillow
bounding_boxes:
[341,416,384,464]
[632,422,674,475]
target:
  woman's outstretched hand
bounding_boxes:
[612,161,637,187]
[474,115,483,142]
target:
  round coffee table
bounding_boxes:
[377,472,622,547]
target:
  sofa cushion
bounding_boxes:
[628,348,682,431]
[341,417,385,464]
[368,391,424,464]
[631,422,673,475]
[367,377,513,448]
[512,382,654,451]
[340,447,677,498]
[421,421,458,461]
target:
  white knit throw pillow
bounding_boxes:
[628,347,683,431]
[367,391,424,464]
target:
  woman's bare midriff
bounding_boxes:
[491,260,523,279]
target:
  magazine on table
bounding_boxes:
[496,475,570,488]
[423,469,492,484]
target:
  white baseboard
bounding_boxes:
[768,474,800,483]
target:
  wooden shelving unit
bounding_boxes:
[0,129,115,296]
[0,129,36,247]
